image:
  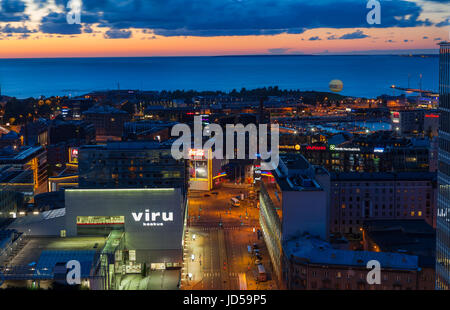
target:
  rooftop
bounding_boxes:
[363,219,435,267]
[0,131,19,140]
[331,171,437,182]
[81,140,166,151]
[0,145,44,162]
[1,236,107,281]
[83,104,127,115]
[285,235,419,271]
[272,154,323,192]
[7,208,66,236]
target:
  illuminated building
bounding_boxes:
[188,148,223,191]
[390,109,439,135]
[424,112,440,138]
[330,172,437,236]
[20,119,49,147]
[63,141,189,280]
[48,174,78,192]
[65,188,187,270]
[60,97,95,119]
[0,145,48,196]
[0,131,21,149]
[436,42,450,290]
[78,141,187,194]
[258,154,330,286]
[294,138,431,173]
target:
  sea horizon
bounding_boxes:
[0,52,440,60]
[0,54,439,99]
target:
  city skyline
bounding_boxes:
[0,0,448,295]
[0,0,448,58]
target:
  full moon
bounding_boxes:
[329,79,343,92]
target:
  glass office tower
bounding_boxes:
[437,42,450,290]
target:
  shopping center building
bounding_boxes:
[64,187,187,270]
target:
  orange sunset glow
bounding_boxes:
[0,0,448,58]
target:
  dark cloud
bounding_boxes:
[0,0,27,22]
[42,0,435,37]
[39,12,82,35]
[1,0,26,13]
[1,23,34,33]
[436,18,449,27]
[308,36,321,41]
[104,28,132,39]
[83,25,93,33]
[0,0,442,38]
[338,30,370,39]
[328,30,369,40]
[267,48,290,54]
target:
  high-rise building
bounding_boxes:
[78,141,187,194]
[436,42,450,290]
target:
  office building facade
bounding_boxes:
[259,154,329,286]
[437,42,450,289]
[78,141,187,195]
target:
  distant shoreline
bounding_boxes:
[0,53,439,61]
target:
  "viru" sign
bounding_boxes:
[132,210,174,227]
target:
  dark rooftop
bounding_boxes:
[363,219,435,268]
[331,171,437,182]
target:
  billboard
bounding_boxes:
[68,147,79,164]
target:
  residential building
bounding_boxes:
[330,172,437,236]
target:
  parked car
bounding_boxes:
[257,264,267,282]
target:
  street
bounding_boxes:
[181,184,277,290]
